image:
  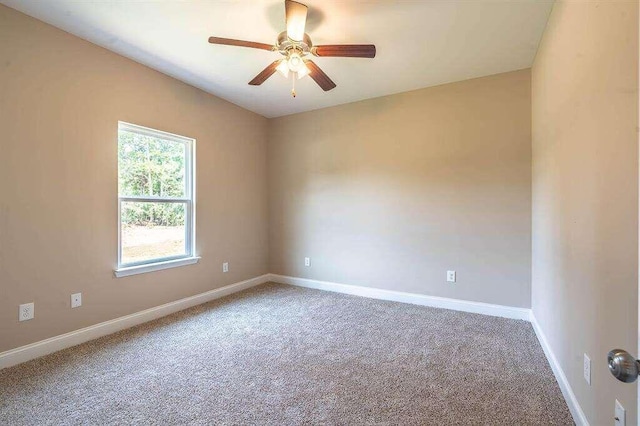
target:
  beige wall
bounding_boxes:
[0,6,269,352]
[531,0,639,424]
[268,70,532,308]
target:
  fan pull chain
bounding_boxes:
[291,72,296,98]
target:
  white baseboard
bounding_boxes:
[268,274,531,321]
[529,312,589,426]
[0,272,588,426]
[270,274,588,424]
[0,274,270,370]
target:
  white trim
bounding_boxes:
[118,121,195,145]
[530,312,590,426]
[189,138,196,268]
[268,274,530,320]
[0,274,270,370]
[119,196,190,203]
[114,256,200,277]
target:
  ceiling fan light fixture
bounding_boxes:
[296,63,310,79]
[276,60,290,78]
[287,52,304,72]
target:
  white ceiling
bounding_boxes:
[2,0,554,118]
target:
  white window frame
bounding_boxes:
[114,121,198,277]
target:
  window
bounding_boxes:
[115,122,197,277]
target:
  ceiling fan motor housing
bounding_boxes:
[277,31,312,57]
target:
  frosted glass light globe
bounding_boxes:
[288,52,304,72]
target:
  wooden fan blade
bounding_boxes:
[312,45,376,58]
[208,37,274,51]
[304,60,336,91]
[285,0,307,41]
[249,60,283,86]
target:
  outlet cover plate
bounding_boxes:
[71,293,82,308]
[447,270,456,283]
[305,257,311,267]
[19,303,34,321]
[222,262,229,273]
[615,399,626,426]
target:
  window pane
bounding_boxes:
[120,201,187,265]
[118,129,186,198]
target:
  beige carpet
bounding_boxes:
[0,282,572,425]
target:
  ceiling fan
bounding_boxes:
[208,0,376,97]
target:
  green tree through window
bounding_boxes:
[118,130,186,227]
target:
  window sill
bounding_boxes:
[114,256,201,278]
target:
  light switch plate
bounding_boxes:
[71,293,82,308]
[615,399,625,426]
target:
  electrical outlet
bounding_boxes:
[583,354,591,385]
[304,257,311,267]
[71,293,82,308]
[19,303,34,321]
[615,399,626,426]
[447,270,456,283]
[222,262,229,273]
